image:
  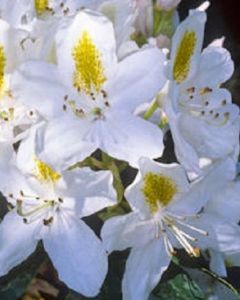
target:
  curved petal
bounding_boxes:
[209,250,227,277]
[206,181,240,224]
[184,213,240,253]
[195,45,234,87]
[171,158,236,215]
[11,61,67,119]
[164,95,201,174]
[43,213,108,297]
[55,9,117,90]
[101,212,155,253]
[38,116,96,170]
[122,238,171,300]
[168,10,206,84]
[0,210,40,276]
[109,47,166,112]
[62,168,117,217]
[99,0,135,47]
[125,172,152,219]
[100,111,164,167]
[178,111,240,162]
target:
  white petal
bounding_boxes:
[55,9,117,90]
[195,45,234,87]
[168,10,206,84]
[171,158,236,215]
[43,213,108,297]
[99,0,136,48]
[178,108,239,162]
[100,111,164,167]
[109,47,166,112]
[38,116,96,170]
[186,213,240,253]
[122,239,171,300]
[165,95,201,174]
[11,61,66,119]
[125,172,152,218]
[206,181,240,224]
[0,210,40,276]
[62,168,117,217]
[0,0,34,28]
[215,223,240,254]
[101,212,155,253]
[209,250,227,277]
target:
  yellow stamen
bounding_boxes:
[72,31,106,94]
[0,45,6,94]
[142,172,177,214]
[34,158,61,183]
[173,31,197,84]
[34,0,48,15]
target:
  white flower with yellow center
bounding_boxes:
[101,157,236,300]
[12,9,166,169]
[164,8,240,174]
[0,127,117,297]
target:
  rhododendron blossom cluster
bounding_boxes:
[0,0,239,299]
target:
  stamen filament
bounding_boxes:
[17,200,54,217]
[174,219,208,236]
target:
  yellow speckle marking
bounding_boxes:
[34,158,61,183]
[142,172,177,214]
[0,46,6,94]
[72,31,106,94]
[173,31,197,84]
[35,0,48,15]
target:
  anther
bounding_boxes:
[101,90,108,98]
[43,216,54,226]
[186,87,195,93]
[222,99,227,106]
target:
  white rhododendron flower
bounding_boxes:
[101,157,237,300]
[0,127,117,297]
[165,8,240,174]
[0,1,239,298]
[12,9,166,169]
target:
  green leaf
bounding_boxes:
[153,273,205,300]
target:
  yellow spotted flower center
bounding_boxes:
[0,45,6,94]
[72,31,106,95]
[34,0,48,15]
[34,158,61,183]
[173,31,196,84]
[142,172,177,214]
